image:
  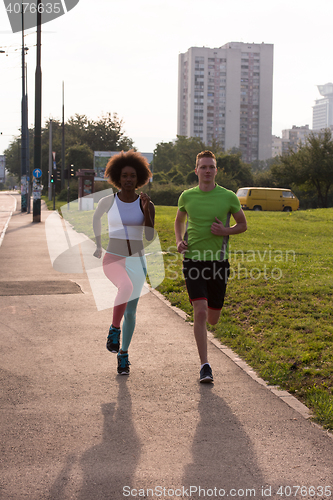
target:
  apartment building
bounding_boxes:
[312,83,333,131]
[178,42,274,163]
[281,125,311,154]
[272,135,282,157]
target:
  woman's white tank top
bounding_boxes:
[108,194,144,240]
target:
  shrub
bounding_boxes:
[171,172,185,185]
[142,182,189,206]
[58,180,78,202]
[152,172,168,184]
[186,171,198,184]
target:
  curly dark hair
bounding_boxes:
[104,150,152,189]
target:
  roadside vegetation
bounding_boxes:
[9,125,333,209]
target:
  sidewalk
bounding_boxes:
[1,193,333,500]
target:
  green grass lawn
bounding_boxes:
[46,194,333,429]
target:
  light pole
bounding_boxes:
[67,164,73,207]
[61,82,65,191]
[21,4,29,212]
[32,0,42,222]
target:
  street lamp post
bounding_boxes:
[32,1,42,222]
[21,4,29,212]
[67,164,73,207]
[61,81,65,191]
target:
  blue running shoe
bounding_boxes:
[106,326,121,353]
[117,352,131,375]
[200,364,214,383]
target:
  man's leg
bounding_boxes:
[206,261,228,325]
[193,300,214,383]
[193,299,209,364]
[207,308,222,326]
[193,303,222,359]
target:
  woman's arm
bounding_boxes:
[140,193,155,241]
[92,195,113,258]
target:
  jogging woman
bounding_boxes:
[93,150,155,375]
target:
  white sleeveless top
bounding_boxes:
[108,194,144,241]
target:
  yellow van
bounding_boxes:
[236,187,299,212]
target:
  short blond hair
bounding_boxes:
[196,150,216,168]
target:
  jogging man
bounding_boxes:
[175,150,247,383]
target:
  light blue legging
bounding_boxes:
[103,253,147,352]
[121,297,140,352]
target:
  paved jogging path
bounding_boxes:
[1,192,333,500]
[0,191,17,247]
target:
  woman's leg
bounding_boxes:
[121,297,140,352]
[103,253,133,328]
[120,256,147,352]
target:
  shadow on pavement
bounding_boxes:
[49,377,141,500]
[182,385,265,497]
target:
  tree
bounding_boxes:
[66,144,94,172]
[152,141,177,173]
[4,137,22,179]
[153,135,224,176]
[252,169,280,188]
[216,152,253,190]
[165,166,185,185]
[4,113,134,192]
[152,171,168,184]
[174,135,207,174]
[84,112,134,152]
[273,129,333,208]
[251,156,281,173]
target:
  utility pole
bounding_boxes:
[48,119,52,200]
[25,60,30,214]
[61,81,65,190]
[21,4,28,212]
[33,1,42,222]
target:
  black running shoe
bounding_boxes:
[200,364,214,383]
[117,352,131,375]
[106,326,121,353]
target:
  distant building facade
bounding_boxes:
[281,125,311,154]
[178,42,274,163]
[312,83,333,131]
[272,135,282,157]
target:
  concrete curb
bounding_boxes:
[149,287,313,422]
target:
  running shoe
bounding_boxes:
[200,364,214,383]
[117,352,131,375]
[106,326,121,353]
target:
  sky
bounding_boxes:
[1,0,332,157]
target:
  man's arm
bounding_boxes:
[210,208,247,236]
[174,209,188,254]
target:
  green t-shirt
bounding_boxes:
[178,184,241,261]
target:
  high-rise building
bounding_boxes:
[178,42,274,163]
[312,83,333,131]
[272,135,282,157]
[281,125,311,154]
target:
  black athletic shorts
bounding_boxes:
[182,259,230,310]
